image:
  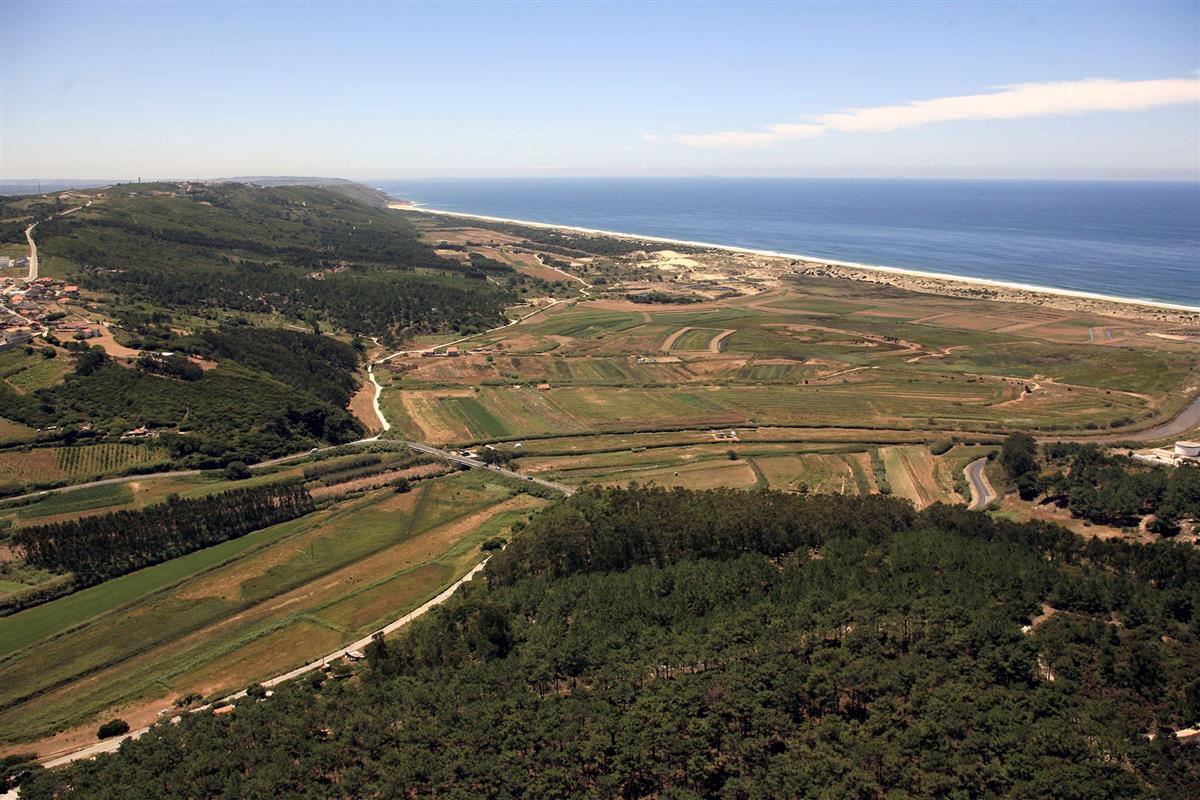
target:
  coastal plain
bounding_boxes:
[0,182,1197,768]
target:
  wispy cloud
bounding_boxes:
[674,77,1200,148]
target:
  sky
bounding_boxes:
[1,0,1198,180]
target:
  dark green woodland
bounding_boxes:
[20,488,1200,799]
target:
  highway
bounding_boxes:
[964,457,996,511]
[405,441,574,496]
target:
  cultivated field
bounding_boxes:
[0,443,168,489]
[0,470,544,752]
[379,281,1195,454]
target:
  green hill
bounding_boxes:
[21,488,1199,798]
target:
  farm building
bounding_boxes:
[1134,441,1200,466]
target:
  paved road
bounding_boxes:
[964,457,996,511]
[20,202,86,282]
[1091,392,1200,443]
[23,222,37,281]
[405,441,575,496]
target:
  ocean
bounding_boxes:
[374,178,1200,307]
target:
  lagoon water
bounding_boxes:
[376,178,1200,307]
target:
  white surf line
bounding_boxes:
[39,558,493,770]
[391,204,1200,314]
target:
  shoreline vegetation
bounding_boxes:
[388,201,1200,321]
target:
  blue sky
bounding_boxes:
[2,0,1197,179]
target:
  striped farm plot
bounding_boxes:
[880,445,960,509]
[55,443,169,478]
[0,444,168,488]
[752,452,872,495]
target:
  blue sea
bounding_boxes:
[374,178,1200,307]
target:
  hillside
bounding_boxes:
[29,182,517,338]
[18,488,1200,798]
[0,182,552,480]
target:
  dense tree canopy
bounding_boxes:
[22,488,1199,798]
[13,481,313,586]
[36,184,518,341]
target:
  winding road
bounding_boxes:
[22,222,37,281]
[964,457,997,511]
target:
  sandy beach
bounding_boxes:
[389,202,1200,322]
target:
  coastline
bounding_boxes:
[389,201,1200,318]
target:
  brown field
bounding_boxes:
[880,445,960,510]
[915,312,1017,331]
[474,247,569,282]
[0,418,36,443]
[753,452,866,494]
[587,457,758,490]
[349,377,384,433]
[419,226,525,246]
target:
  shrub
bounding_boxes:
[481,537,507,552]
[173,692,203,708]
[97,719,130,739]
[392,477,411,493]
[223,461,251,480]
[929,439,955,456]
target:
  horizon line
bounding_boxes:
[3,174,1200,185]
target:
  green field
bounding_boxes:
[670,327,723,351]
[527,309,642,338]
[16,482,134,519]
[0,471,545,743]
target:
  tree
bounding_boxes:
[73,345,107,376]
[223,461,251,480]
[1001,432,1038,479]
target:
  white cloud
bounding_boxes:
[674,77,1200,148]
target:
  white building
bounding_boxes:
[1176,441,1200,458]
